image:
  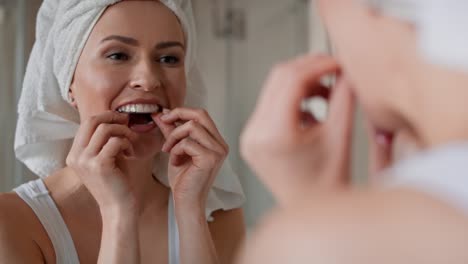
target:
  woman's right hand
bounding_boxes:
[66,111,138,215]
[67,111,141,264]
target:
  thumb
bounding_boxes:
[153,112,176,139]
[326,77,356,150]
[316,78,356,187]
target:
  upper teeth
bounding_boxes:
[117,104,161,114]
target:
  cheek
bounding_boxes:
[328,20,394,96]
[165,70,186,107]
[337,40,390,92]
[74,66,127,118]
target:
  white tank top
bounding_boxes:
[14,179,180,264]
[383,143,468,215]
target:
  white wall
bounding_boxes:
[194,0,310,227]
[0,1,41,191]
[0,2,17,191]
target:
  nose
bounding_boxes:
[129,60,162,92]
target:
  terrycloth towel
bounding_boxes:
[417,0,468,71]
[367,0,468,72]
[15,0,245,219]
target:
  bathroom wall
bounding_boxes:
[0,0,41,191]
[194,0,312,227]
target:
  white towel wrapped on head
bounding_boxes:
[15,0,245,219]
[367,0,468,72]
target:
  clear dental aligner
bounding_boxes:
[117,104,162,114]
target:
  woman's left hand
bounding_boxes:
[153,108,229,211]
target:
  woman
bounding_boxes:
[238,0,468,263]
[0,1,245,263]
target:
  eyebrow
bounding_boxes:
[101,35,139,46]
[101,35,185,50]
[156,41,185,50]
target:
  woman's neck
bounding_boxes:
[44,158,169,219]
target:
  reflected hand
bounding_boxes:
[240,55,356,205]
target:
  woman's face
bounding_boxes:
[70,0,186,159]
[318,0,421,133]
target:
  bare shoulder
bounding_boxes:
[209,208,246,264]
[0,192,37,235]
[0,192,51,263]
[237,189,468,264]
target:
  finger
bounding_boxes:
[257,55,340,129]
[162,120,226,155]
[316,78,355,184]
[73,111,129,152]
[99,137,135,160]
[299,85,331,126]
[159,108,228,150]
[153,112,176,139]
[325,77,356,148]
[170,138,219,168]
[86,123,137,155]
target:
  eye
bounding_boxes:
[107,52,129,61]
[159,55,180,65]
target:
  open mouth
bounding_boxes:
[117,104,162,133]
[128,113,154,126]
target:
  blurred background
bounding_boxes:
[0,0,368,229]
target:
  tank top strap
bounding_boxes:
[15,179,181,264]
[14,179,80,264]
[168,192,180,264]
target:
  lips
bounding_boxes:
[127,119,157,133]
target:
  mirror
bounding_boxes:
[0,0,370,263]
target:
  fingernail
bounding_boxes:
[161,144,168,152]
[161,109,171,120]
[117,110,127,116]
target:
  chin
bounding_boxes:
[361,101,400,132]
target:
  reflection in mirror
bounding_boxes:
[0,0,312,263]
